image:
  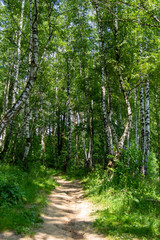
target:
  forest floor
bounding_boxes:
[0,177,107,240]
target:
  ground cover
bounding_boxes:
[0,164,58,235]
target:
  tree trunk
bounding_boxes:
[22,0,33,165]
[81,103,94,170]
[140,83,145,172]
[0,0,25,152]
[82,129,88,164]
[95,4,113,155]
[12,0,25,105]
[81,112,89,166]
[134,88,138,173]
[75,134,79,165]
[41,127,46,163]
[135,88,138,149]
[0,50,12,151]
[0,0,39,136]
[57,112,65,157]
[101,66,112,154]
[22,99,31,166]
[143,78,150,176]
[88,100,94,168]
[108,5,132,169]
[107,78,116,152]
[114,7,132,152]
[64,55,72,171]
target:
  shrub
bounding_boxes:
[148,151,159,180]
[0,181,26,206]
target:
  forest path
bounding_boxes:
[1,177,107,240]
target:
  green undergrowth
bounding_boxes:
[61,167,89,181]
[64,165,160,240]
[0,163,59,235]
[78,167,160,240]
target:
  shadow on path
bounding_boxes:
[0,177,106,240]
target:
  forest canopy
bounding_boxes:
[0,0,159,176]
[0,0,160,239]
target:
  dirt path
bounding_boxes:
[0,177,107,240]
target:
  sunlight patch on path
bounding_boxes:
[0,177,107,240]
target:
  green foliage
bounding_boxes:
[0,206,43,235]
[0,0,160,237]
[148,151,159,180]
[79,166,160,240]
[0,181,26,206]
[111,146,142,188]
[0,164,58,235]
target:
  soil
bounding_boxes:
[0,177,107,240]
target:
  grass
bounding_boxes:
[0,163,59,235]
[2,162,160,239]
[78,168,160,240]
[63,165,160,240]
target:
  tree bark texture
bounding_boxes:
[64,54,72,171]
[95,4,113,155]
[0,51,12,151]
[140,83,145,171]
[22,99,31,164]
[143,78,150,175]
[12,0,25,106]
[22,0,33,164]
[0,0,39,136]
[114,7,132,152]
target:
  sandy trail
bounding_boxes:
[0,177,107,240]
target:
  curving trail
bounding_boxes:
[0,177,107,240]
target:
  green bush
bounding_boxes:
[0,163,58,235]
[81,164,160,240]
[148,151,159,180]
[0,181,26,206]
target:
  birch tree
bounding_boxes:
[64,54,72,171]
[12,0,25,106]
[22,0,33,164]
[0,0,39,137]
[94,2,112,156]
[143,78,150,175]
[0,0,53,138]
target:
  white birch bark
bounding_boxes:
[52,123,56,159]
[81,112,89,166]
[22,0,33,164]
[76,134,79,165]
[88,100,94,168]
[95,4,113,155]
[119,104,124,130]
[134,88,138,173]
[135,88,138,149]
[82,128,88,164]
[64,54,72,171]
[143,78,150,175]
[12,0,25,105]
[101,67,112,154]
[0,0,39,136]
[22,99,31,163]
[117,80,132,151]
[0,51,12,150]
[107,79,116,152]
[114,6,132,152]
[140,83,145,171]
[81,103,94,169]
[40,127,46,164]
[41,129,46,153]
